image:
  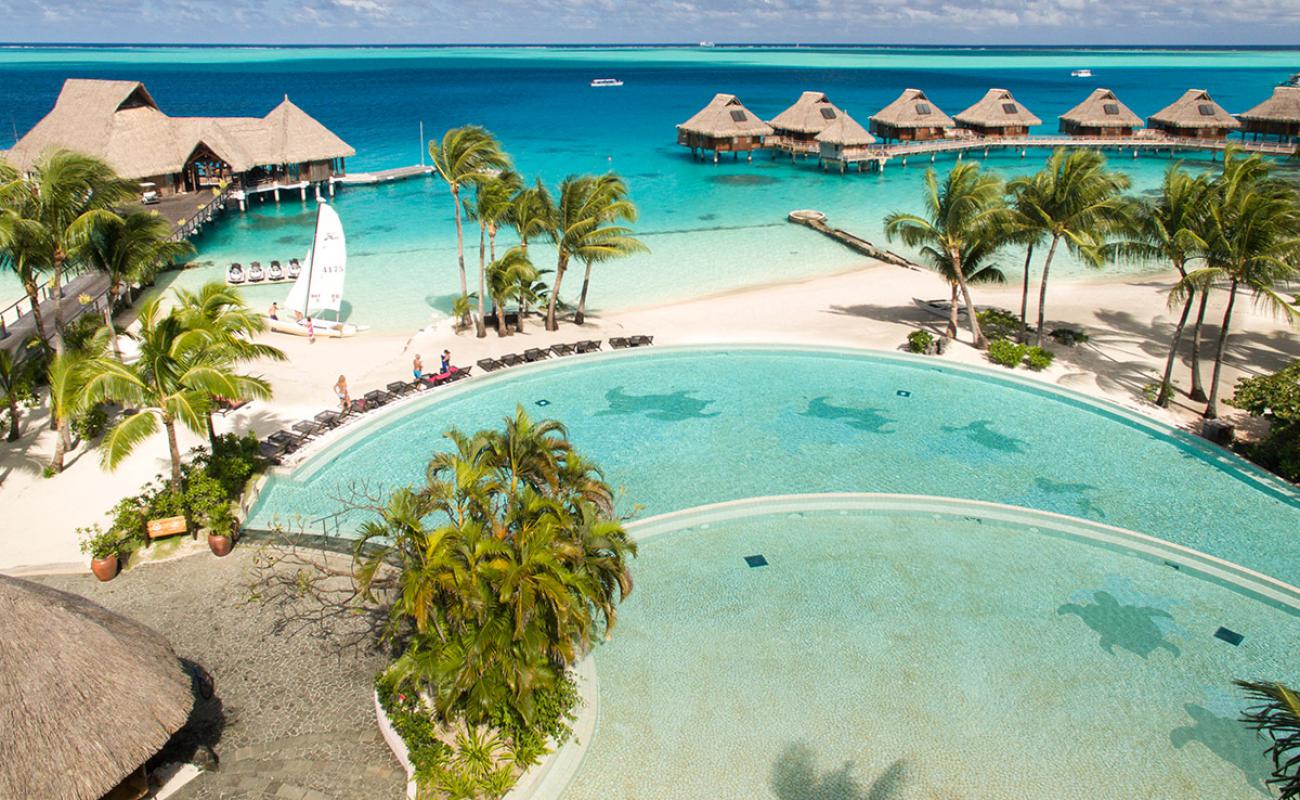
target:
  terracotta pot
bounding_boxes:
[207,534,233,557]
[90,554,119,582]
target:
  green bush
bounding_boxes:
[1024,347,1055,371]
[986,339,1027,369]
[906,330,934,354]
[1230,361,1300,482]
[977,308,1020,340]
[1049,327,1089,346]
[375,672,451,780]
[78,524,121,559]
[74,404,110,441]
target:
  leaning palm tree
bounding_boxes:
[885,162,1008,347]
[467,170,522,337]
[428,127,511,330]
[79,292,276,490]
[508,179,555,331]
[81,210,195,360]
[1109,166,1212,407]
[1006,149,1132,345]
[1236,679,1300,799]
[487,247,537,337]
[0,150,135,354]
[546,174,647,330]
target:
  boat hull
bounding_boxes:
[265,316,367,338]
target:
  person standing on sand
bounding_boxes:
[306,316,315,344]
[440,350,451,374]
[413,354,425,381]
[333,375,350,414]
[268,302,279,320]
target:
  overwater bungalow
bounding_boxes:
[769,91,846,153]
[1059,88,1144,138]
[677,93,774,162]
[816,111,877,172]
[1147,89,1240,139]
[954,89,1042,137]
[869,89,954,143]
[1237,85,1300,141]
[5,79,354,198]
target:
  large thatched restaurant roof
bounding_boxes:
[1238,85,1300,124]
[1059,88,1144,128]
[678,93,775,138]
[955,88,1043,129]
[769,91,846,134]
[4,79,355,180]
[1148,89,1241,130]
[815,110,877,146]
[0,575,195,800]
[869,88,955,130]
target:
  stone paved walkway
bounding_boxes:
[38,547,406,800]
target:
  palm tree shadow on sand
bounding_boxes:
[771,744,909,800]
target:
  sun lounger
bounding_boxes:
[314,410,341,428]
[348,398,368,415]
[450,365,471,380]
[292,420,325,438]
[477,358,503,373]
[258,440,286,464]
[574,340,601,354]
[629,335,654,347]
[550,343,576,357]
[500,353,525,367]
[268,430,306,453]
[387,381,417,396]
[363,389,393,408]
[524,348,550,362]
[609,337,630,349]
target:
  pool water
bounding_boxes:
[557,506,1297,799]
[247,347,1300,588]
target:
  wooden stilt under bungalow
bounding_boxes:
[1147,89,1240,140]
[815,111,878,173]
[1237,85,1300,141]
[768,91,846,155]
[1059,88,1145,138]
[954,88,1042,138]
[869,89,954,143]
[676,93,774,163]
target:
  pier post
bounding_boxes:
[274,187,280,204]
[957,152,963,161]
[300,184,307,201]
[747,150,753,162]
[239,195,247,212]
[901,156,907,167]
[983,148,989,158]
[1020,149,1026,158]
[713,151,718,164]
[329,179,335,196]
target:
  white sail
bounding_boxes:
[284,202,346,317]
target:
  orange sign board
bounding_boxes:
[146,516,188,539]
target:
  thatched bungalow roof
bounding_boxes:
[678,93,775,138]
[1148,89,1241,130]
[869,88,955,130]
[1238,85,1300,125]
[5,79,355,179]
[770,91,846,135]
[955,88,1043,129]
[816,111,876,146]
[0,575,194,800]
[1059,88,1144,129]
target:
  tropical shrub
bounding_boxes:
[1024,346,1055,371]
[73,403,109,441]
[976,308,1020,340]
[78,524,121,559]
[1049,327,1089,346]
[906,330,934,354]
[987,339,1027,369]
[1230,361,1300,482]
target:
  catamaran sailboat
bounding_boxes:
[266,201,367,338]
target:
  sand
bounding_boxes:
[1,256,1295,572]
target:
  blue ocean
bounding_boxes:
[2,46,1297,331]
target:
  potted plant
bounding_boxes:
[206,503,236,557]
[79,525,121,581]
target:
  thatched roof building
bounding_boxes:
[6,79,354,196]
[1059,89,1144,137]
[769,91,846,142]
[955,89,1042,137]
[0,575,195,800]
[677,93,774,161]
[1147,89,1241,139]
[816,111,877,171]
[1238,85,1300,139]
[869,89,954,142]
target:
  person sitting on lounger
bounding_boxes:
[333,375,350,414]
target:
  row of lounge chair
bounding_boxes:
[257,365,473,463]
[475,335,654,373]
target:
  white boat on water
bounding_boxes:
[590,78,623,88]
[1071,69,1093,78]
[267,202,368,338]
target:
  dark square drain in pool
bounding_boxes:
[744,554,768,568]
[896,390,911,398]
[535,399,550,407]
[1214,627,1244,646]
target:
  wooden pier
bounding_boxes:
[333,165,434,185]
[787,210,920,269]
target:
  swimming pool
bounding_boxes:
[246,345,1300,587]
[549,501,1297,800]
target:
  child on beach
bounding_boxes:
[306,316,315,343]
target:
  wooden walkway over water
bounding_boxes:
[0,270,112,356]
[333,165,434,185]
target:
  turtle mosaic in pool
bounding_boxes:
[246,346,1300,588]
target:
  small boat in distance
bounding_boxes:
[268,260,284,282]
[287,258,302,279]
[247,262,265,283]
[227,263,245,284]
[1071,69,1094,78]
[590,78,623,88]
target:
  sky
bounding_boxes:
[4,0,1299,46]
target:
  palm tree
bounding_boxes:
[79,290,277,490]
[0,150,135,354]
[1184,152,1300,419]
[546,174,647,330]
[428,127,511,330]
[508,179,555,331]
[884,162,1008,347]
[1235,679,1300,799]
[487,248,537,337]
[0,349,35,442]
[81,210,195,360]
[467,170,521,337]
[0,208,53,350]
[1006,149,1132,345]
[1109,166,1212,407]
[46,350,87,473]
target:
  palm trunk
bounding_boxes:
[475,222,487,338]
[1188,291,1211,403]
[103,286,122,361]
[1156,293,1195,407]
[6,396,21,441]
[50,416,69,473]
[50,250,67,355]
[574,261,594,325]
[451,186,470,328]
[488,224,497,263]
[546,253,569,332]
[164,416,184,491]
[21,279,53,352]
[207,411,218,450]
[1018,244,1034,342]
[946,283,959,339]
[495,297,508,336]
[517,239,529,332]
[1203,278,1238,420]
[1034,236,1061,347]
[951,253,985,348]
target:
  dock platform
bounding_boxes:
[333,165,434,185]
[787,210,920,269]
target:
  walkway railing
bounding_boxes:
[169,184,234,242]
[836,134,1296,165]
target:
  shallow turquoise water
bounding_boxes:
[3,46,1298,330]
[246,347,1300,586]
[560,507,1297,799]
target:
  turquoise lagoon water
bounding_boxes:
[559,507,1299,799]
[246,347,1300,587]
[3,46,1300,330]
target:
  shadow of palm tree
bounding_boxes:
[771,743,909,800]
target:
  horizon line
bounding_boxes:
[3,41,1300,50]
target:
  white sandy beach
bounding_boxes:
[1,256,1295,573]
